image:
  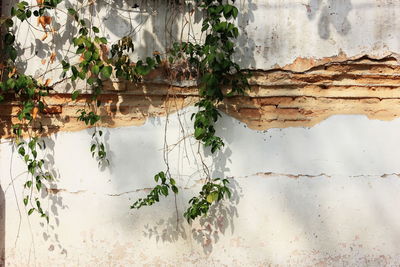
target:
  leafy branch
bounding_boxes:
[1,0,250,224]
[184,178,231,222]
[130,172,179,209]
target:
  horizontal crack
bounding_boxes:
[46,188,87,194]
[252,172,332,179]
[49,173,400,197]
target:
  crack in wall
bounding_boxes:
[46,188,87,194]
[46,172,400,197]
[252,172,332,179]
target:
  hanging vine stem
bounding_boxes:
[0,0,249,223]
[130,0,250,222]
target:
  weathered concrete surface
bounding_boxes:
[2,0,400,265]
[3,0,400,80]
[3,55,400,138]
[2,110,400,266]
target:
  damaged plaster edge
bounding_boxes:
[51,51,400,92]
[0,97,197,140]
[232,112,400,132]
[3,52,400,139]
[266,51,400,73]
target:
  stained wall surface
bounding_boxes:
[1,0,400,266]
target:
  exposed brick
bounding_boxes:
[2,55,400,139]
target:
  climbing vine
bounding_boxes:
[0,0,249,223]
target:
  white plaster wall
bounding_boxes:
[2,0,400,265]
[4,0,400,81]
[2,110,400,265]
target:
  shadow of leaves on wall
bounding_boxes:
[307,0,352,39]
[190,178,241,254]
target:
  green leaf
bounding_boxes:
[71,90,80,100]
[206,192,219,203]
[71,66,78,79]
[160,186,168,196]
[62,60,70,70]
[99,37,107,44]
[101,66,112,79]
[5,18,13,27]
[146,57,155,68]
[232,6,238,18]
[135,65,150,76]
[8,47,17,61]
[4,33,15,45]
[36,181,42,191]
[194,127,206,139]
[83,51,92,61]
[67,8,77,15]
[25,180,32,188]
[78,71,86,80]
[23,196,28,206]
[92,26,99,33]
[92,52,100,60]
[28,208,35,215]
[171,185,178,194]
[233,27,239,38]
[201,23,209,32]
[87,77,95,85]
[18,146,25,156]
[28,139,35,150]
[223,5,233,18]
[92,65,100,75]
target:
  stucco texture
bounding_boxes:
[1,0,400,266]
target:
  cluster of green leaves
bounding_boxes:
[0,74,48,121]
[77,109,108,165]
[1,0,248,224]
[65,8,110,99]
[90,130,108,165]
[66,10,161,167]
[131,172,179,209]
[17,138,52,222]
[1,6,49,108]
[169,0,249,153]
[180,0,248,220]
[132,0,248,221]
[192,99,223,153]
[110,36,160,80]
[110,36,138,81]
[0,2,59,222]
[183,178,231,222]
[63,8,113,166]
[77,109,100,125]
[11,1,31,22]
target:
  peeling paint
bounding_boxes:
[3,55,400,139]
[3,0,400,265]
